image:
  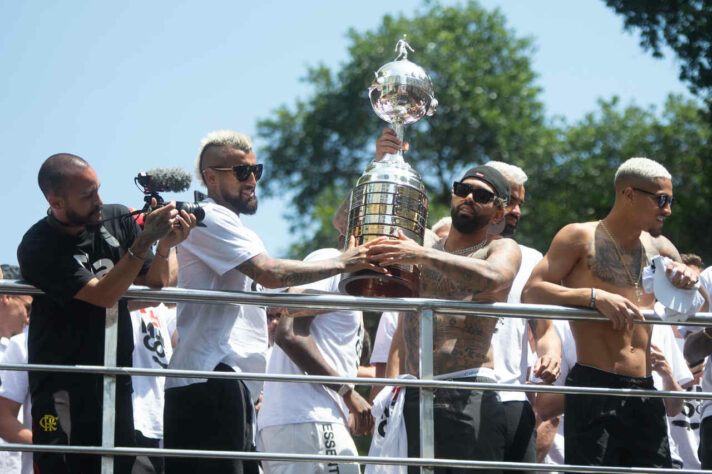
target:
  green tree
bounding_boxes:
[521,94,712,261]
[604,0,712,117]
[256,1,558,257]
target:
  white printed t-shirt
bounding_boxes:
[492,244,543,402]
[370,311,399,365]
[0,328,32,474]
[167,199,268,400]
[131,303,175,439]
[258,248,363,430]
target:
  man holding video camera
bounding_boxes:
[164,130,383,474]
[18,153,196,474]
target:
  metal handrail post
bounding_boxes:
[419,308,434,474]
[101,303,119,474]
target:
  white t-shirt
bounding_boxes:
[131,303,175,439]
[699,267,712,421]
[0,328,32,474]
[542,320,576,468]
[167,199,268,401]
[258,248,363,430]
[668,331,702,470]
[492,245,543,403]
[370,311,399,365]
[650,324,693,467]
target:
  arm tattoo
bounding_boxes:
[238,253,342,288]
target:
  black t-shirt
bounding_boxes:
[18,204,154,394]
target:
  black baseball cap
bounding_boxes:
[460,166,511,203]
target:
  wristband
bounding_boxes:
[156,249,170,261]
[337,383,354,396]
[127,247,145,261]
[589,287,597,309]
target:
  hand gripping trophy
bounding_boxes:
[340,35,438,297]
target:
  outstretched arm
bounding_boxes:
[237,237,387,289]
[367,231,521,295]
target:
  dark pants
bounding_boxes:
[133,430,164,474]
[699,416,712,469]
[404,376,506,474]
[564,364,671,469]
[501,400,536,474]
[31,376,136,474]
[163,363,258,474]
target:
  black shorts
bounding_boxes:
[501,400,536,474]
[31,376,135,474]
[564,363,671,468]
[699,416,712,469]
[403,376,506,474]
[163,363,259,474]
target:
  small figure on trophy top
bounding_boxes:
[394,34,414,61]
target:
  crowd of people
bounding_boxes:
[0,127,710,474]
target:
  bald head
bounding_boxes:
[38,153,90,198]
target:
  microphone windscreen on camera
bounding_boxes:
[145,168,192,193]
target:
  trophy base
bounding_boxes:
[340,267,419,298]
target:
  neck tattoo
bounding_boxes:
[599,220,645,302]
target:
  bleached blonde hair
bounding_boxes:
[195,130,253,187]
[614,157,671,189]
[485,161,528,185]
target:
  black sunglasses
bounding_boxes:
[453,181,495,204]
[632,187,674,208]
[210,164,263,182]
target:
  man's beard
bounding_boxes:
[66,205,102,230]
[501,217,518,237]
[450,204,491,234]
[648,226,662,237]
[227,195,258,215]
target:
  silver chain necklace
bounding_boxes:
[437,237,488,256]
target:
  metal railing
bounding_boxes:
[1,279,712,473]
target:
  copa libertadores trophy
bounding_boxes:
[340,35,438,297]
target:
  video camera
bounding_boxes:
[134,168,205,225]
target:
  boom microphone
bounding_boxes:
[136,167,192,193]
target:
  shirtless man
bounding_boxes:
[369,165,521,473]
[522,157,701,469]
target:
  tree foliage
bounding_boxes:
[604,0,712,115]
[521,94,711,261]
[256,1,557,257]
[257,1,712,264]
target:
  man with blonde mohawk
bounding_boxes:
[164,130,384,474]
[523,157,704,468]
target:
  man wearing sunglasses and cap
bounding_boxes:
[522,157,706,469]
[163,130,385,474]
[369,163,522,472]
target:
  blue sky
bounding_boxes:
[0,0,692,266]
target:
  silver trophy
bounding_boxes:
[340,35,438,297]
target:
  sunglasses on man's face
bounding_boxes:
[632,187,674,209]
[452,181,495,204]
[209,164,263,182]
